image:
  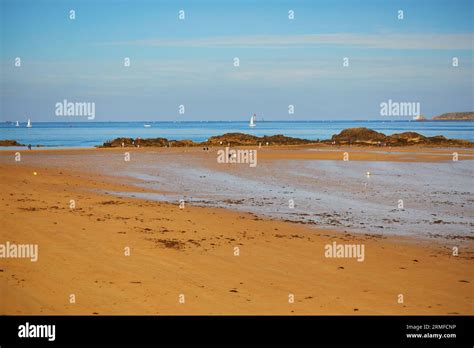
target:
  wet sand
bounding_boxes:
[8,146,470,237]
[0,146,473,314]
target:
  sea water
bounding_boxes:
[1,120,473,148]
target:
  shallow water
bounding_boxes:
[115,154,474,239]
[2,147,472,239]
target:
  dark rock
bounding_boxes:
[331,127,386,144]
[327,127,473,147]
[0,140,25,146]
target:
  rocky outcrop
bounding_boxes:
[203,133,314,146]
[0,140,25,146]
[433,112,474,120]
[385,132,427,144]
[101,137,196,148]
[330,128,386,144]
[328,128,472,147]
[100,133,315,148]
[99,128,473,148]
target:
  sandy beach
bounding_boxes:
[0,146,473,315]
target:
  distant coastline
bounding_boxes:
[432,112,474,121]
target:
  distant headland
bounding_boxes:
[432,112,474,121]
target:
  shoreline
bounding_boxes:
[2,144,474,156]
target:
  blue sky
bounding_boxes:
[1,0,473,121]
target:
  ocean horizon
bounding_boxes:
[2,120,473,148]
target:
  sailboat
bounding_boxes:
[249,113,256,127]
[144,124,151,128]
[26,119,32,128]
[412,114,426,121]
[15,121,19,127]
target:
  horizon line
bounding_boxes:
[4,119,471,124]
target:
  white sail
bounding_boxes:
[26,119,32,128]
[249,113,256,127]
[15,121,19,127]
[412,114,425,121]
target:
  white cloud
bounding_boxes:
[99,33,473,50]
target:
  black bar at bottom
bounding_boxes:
[0,316,472,346]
